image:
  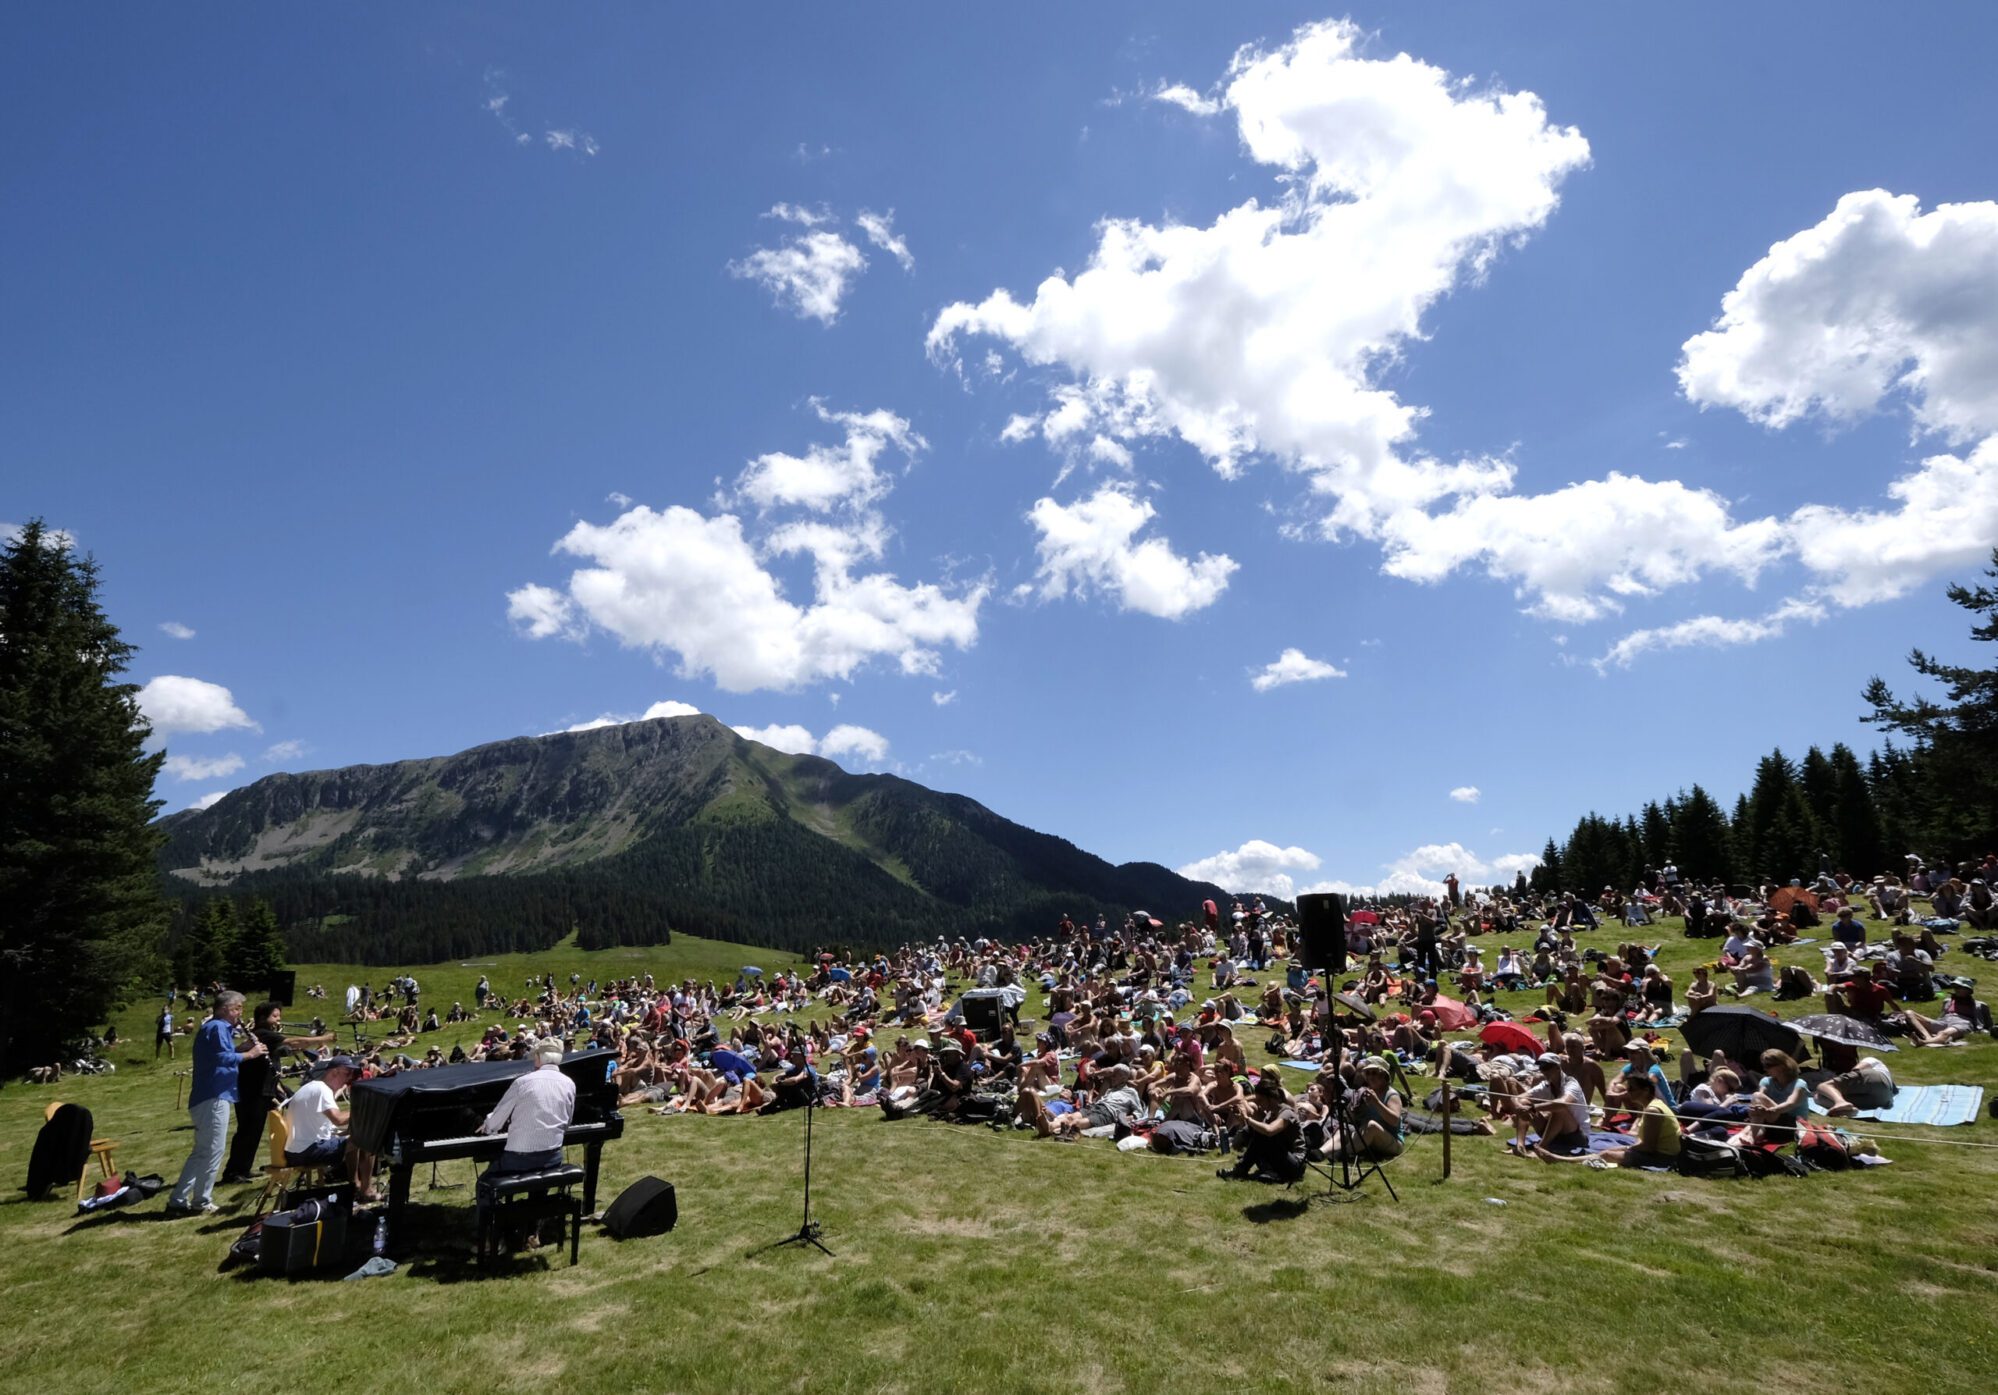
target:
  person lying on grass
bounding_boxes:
[1903,984,1993,1046]
[1811,1040,1895,1116]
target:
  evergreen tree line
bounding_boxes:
[1528,553,1998,895]
[166,895,291,989]
[1528,741,1907,893]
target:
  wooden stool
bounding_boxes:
[78,1139,119,1202]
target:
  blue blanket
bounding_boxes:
[1808,1083,1984,1127]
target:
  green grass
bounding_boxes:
[3,922,1997,1395]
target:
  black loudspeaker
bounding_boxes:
[602,1176,677,1239]
[1294,892,1348,976]
[960,990,1004,1039]
[267,971,297,1007]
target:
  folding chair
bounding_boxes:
[252,1108,329,1217]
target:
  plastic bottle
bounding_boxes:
[372,1215,387,1255]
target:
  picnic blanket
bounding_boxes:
[1808,1083,1984,1127]
[1280,1059,1322,1071]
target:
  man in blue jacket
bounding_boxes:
[165,991,266,1216]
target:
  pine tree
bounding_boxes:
[185,896,238,989]
[1863,549,1998,859]
[0,521,168,1073]
[226,898,287,988]
[1639,801,1672,875]
[1827,743,1886,876]
[1671,785,1732,884]
[1530,837,1563,893]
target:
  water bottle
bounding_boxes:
[372,1215,387,1256]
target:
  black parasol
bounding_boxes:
[1788,1013,1898,1052]
[1679,1004,1802,1061]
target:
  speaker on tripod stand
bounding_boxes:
[1294,892,1348,979]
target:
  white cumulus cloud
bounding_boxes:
[1304,841,1540,899]
[505,584,577,640]
[855,210,915,272]
[818,723,890,763]
[163,752,245,782]
[158,621,196,640]
[137,676,259,738]
[1589,191,1998,665]
[561,699,705,734]
[730,721,890,766]
[735,403,925,515]
[1176,839,1323,898]
[262,739,307,763]
[1449,786,1480,804]
[1024,485,1236,619]
[511,408,985,692]
[1150,82,1222,116]
[189,791,230,812]
[730,216,868,325]
[1680,190,1998,443]
[932,18,1589,542]
[1250,647,1345,692]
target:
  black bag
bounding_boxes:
[1676,1136,1749,1179]
[258,1203,350,1275]
[1739,1144,1811,1179]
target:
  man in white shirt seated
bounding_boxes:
[283,1055,360,1177]
[478,1039,577,1184]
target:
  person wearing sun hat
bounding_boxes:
[1320,1056,1405,1164]
[1506,1052,1590,1160]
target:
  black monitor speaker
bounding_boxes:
[961,991,1004,1039]
[1294,892,1348,976]
[602,1176,678,1239]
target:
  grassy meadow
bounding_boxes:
[3,925,1996,1395]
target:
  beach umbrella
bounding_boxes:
[1679,1004,1801,1060]
[1768,887,1819,915]
[1478,1021,1545,1055]
[1789,1014,1898,1051]
[741,965,764,976]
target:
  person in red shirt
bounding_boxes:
[1827,963,1901,1022]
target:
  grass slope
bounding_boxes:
[3,926,1996,1395]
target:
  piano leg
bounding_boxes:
[581,1141,603,1217]
[387,1162,413,1242]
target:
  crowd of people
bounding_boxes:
[153,858,1998,1213]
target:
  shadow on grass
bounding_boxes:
[1241,1195,1312,1224]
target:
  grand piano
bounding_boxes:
[349,1049,623,1238]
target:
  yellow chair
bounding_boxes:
[252,1107,328,1217]
[77,1139,121,1202]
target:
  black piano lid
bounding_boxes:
[349,1048,615,1156]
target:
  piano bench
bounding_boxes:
[477,1166,587,1268]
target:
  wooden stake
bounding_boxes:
[1440,1077,1453,1180]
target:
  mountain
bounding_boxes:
[156,714,1230,963]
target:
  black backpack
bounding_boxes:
[1739,1144,1811,1179]
[1676,1136,1748,1179]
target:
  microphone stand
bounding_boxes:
[754,1089,834,1257]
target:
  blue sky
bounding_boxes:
[8,7,1998,898]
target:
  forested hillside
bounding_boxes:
[155,715,1229,963]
